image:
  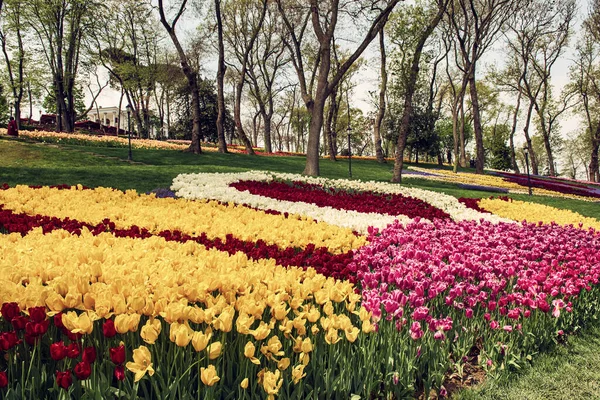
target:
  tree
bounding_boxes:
[222,0,268,155]
[569,26,600,182]
[276,0,401,176]
[157,0,205,153]
[389,0,448,182]
[0,0,25,129]
[245,3,289,154]
[448,0,516,174]
[373,23,388,163]
[26,0,100,132]
[215,0,228,153]
[507,0,575,176]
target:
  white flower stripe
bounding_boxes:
[171,171,511,234]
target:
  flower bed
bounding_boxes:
[496,172,600,199]
[477,198,600,230]
[230,179,451,220]
[0,228,376,398]
[349,218,600,394]
[405,166,598,202]
[0,185,364,254]
[2,175,600,399]
[172,171,507,234]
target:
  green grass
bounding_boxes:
[454,326,600,400]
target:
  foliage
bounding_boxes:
[484,123,512,171]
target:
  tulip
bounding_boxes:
[240,377,249,389]
[291,364,306,384]
[110,344,126,365]
[114,365,125,381]
[244,341,260,365]
[50,341,67,361]
[140,319,161,345]
[200,365,220,386]
[1,302,20,322]
[207,342,222,360]
[74,362,91,380]
[28,306,46,323]
[55,370,72,390]
[0,371,7,388]
[82,346,97,364]
[126,346,155,382]
[103,320,117,338]
[66,343,80,359]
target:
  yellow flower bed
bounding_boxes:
[0,127,193,151]
[406,167,598,202]
[479,198,600,231]
[0,185,365,253]
[0,228,372,392]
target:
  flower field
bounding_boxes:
[1,171,600,399]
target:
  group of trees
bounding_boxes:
[1,0,599,181]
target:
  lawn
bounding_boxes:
[2,136,600,399]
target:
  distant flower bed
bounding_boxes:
[495,171,600,199]
[405,166,598,201]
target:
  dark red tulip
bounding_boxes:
[74,362,91,380]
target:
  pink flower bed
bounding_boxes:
[230,180,451,220]
[348,218,600,384]
[496,172,600,198]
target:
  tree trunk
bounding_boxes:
[589,138,599,182]
[325,89,337,161]
[537,110,556,176]
[509,90,521,173]
[468,73,485,174]
[522,100,538,174]
[373,28,387,163]
[263,112,272,153]
[215,0,228,153]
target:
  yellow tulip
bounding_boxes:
[244,341,261,365]
[277,357,290,371]
[240,377,249,389]
[126,346,155,382]
[345,326,360,343]
[262,370,282,396]
[291,364,306,384]
[191,330,211,352]
[250,321,271,340]
[61,311,93,335]
[325,328,341,345]
[207,341,222,360]
[140,319,161,345]
[114,314,130,334]
[200,365,220,386]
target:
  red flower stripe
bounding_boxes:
[230,180,451,221]
[0,207,356,282]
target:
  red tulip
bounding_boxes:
[11,315,28,331]
[66,343,80,359]
[55,370,72,389]
[114,365,125,381]
[0,371,7,388]
[103,320,117,338]
[110,344,125,365]
[74,362,91,380]
[28,306,46,323]
[54,313,65,329]
[82,346,97,364]
[1,302,20,322]
[50,341,68,361]
[0,331,20,351]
